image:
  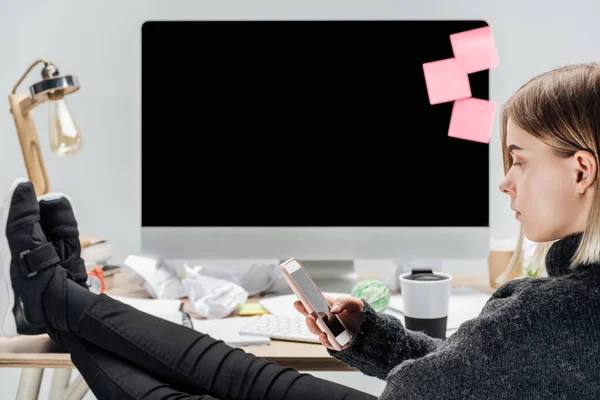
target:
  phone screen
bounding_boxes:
[290,268,346,336]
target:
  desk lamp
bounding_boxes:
[8,58,83,197]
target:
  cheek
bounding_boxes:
[525,167,573,220]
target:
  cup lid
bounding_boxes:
[403,268,448,281]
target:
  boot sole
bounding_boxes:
[0,177,28,337]
[37,192,76,216]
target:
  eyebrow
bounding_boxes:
[507,144,524,154]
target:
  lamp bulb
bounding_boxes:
[49,98,83,156]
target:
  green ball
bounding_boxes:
[351,279,390,312]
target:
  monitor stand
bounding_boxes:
[301,260,359,293]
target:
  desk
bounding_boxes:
[0,271,494,399]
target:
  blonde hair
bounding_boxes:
[496,62,600,285]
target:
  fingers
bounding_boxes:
[295,304,327,338]
[305,314,322,336]
[330,297,364,314]
[293,300,308,316]
[304,314,335,350]
[298,296,364,316]
[323,295,336,306]
[318,332,334,350]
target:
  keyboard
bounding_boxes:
[239,314,320,344]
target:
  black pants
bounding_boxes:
[55,293,378,400]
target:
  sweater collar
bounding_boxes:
[545,232,586,277]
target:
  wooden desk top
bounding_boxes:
[0,271,494,371]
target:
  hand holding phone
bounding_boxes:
[293,294,364,351]
[280,258,360,351]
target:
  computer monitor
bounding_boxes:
[141,20,490,274]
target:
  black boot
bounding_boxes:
[38,193,89,290]
[38,192,91,348]
[0,178,63,336]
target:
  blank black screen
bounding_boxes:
[142,20,490,227]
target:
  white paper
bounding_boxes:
[108,295,182,315]
[124,255,187,299]
[107,295,192,327]
[389,286,492,330]
[192,316,271,346]
[258,292,352,317]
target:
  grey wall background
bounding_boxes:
[1,0,599,398]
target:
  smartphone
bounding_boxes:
[279,258,353,351]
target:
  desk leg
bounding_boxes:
[61,375,89,400]
[49,369,72,400]
[16,368,44,400]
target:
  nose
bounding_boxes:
[498,176,515,197]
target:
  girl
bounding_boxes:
[2,62,600,399]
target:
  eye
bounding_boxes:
[512,161,523,168]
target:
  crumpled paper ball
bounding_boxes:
[182,265,248,319]
[351,279,391,312]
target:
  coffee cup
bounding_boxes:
[399,269,452,339]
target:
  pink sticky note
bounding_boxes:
[449,26,500,74]
[422,58,472,105]
[448,98,496,143]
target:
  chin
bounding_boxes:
[523,226,561,243]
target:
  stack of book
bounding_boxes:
[79,234,113,267]
[79,234,121,290]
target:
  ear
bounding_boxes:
[573,150,597,195]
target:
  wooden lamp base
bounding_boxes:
[9,93,52,196]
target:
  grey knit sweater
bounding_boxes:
[327,232,600,399]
